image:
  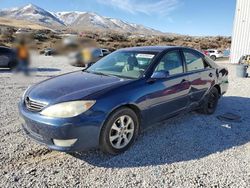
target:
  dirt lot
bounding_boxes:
[0,55,250,187]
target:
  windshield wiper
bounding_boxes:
[85,70,110,76]
[93,72,109,76]
[84,70,133,79]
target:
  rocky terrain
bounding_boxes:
[0,24,231,52]
[0,55,250,187]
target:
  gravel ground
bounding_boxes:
[1,55,250,188]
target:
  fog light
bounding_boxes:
[53,139,77,147]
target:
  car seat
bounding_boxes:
[123,56,139,71]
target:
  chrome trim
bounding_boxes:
[25,97,47,112]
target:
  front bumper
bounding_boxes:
[19,102,105,152]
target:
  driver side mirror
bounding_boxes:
[151,70,170,79]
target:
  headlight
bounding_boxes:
[40,100,96,118]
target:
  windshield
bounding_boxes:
[87,51,156,79]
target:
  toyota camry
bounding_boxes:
[19,46,228,154]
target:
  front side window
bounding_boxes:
[184,51,205,71]
[87,51,156,79]
[154,51,183,76]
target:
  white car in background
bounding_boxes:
[207,49,224,61]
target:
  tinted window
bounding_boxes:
[184,51,205,71]
[0,47,11,54]
[154,51,183,75]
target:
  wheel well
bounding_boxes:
[123,104,141,122]
[101,104,142,128]
[99,104,142,144]
[107,104,142,126]
[214,84,221,96]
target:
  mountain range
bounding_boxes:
[0,4,163,35]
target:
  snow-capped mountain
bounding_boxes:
[56,11,161,34]
[0,4,65,27]
[0,4,162,35]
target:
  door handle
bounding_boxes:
[209,73,213,77]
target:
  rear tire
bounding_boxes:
[210,55,216,61]
[198,87,219,114]
[100,107,139,155]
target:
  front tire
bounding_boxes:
[198,87,219,114]
[100,107,139,155]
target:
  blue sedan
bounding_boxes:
[19,46,228,154]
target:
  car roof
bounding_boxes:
[118,46,194,53]
[0,46,13,52]
[118,46,205,59]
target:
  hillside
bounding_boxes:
[0,4,163,35]
[0,17,49,30]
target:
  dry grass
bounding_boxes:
[0,21,231,52]
[0,17,49,30]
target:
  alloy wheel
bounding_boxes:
[109,115,135,149]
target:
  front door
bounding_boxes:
[146,50,191,123]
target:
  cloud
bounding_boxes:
[97,0,180,16]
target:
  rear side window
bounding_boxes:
[155,51,183,75]
[184,51,205,71]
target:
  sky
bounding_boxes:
[0,0,236,36]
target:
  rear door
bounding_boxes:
[182,49,215,104]
[146,50,191,122]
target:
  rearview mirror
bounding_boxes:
[151,70,169,79]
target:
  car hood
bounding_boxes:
[27,71,131,104]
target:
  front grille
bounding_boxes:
[25,97,47,112]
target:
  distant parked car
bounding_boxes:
[207,49,224,61]
[44,48,57,56]
[19,46,228,154]
[101,48,110,56]
[202,50,210,56]
[69,48,110,67]
[15,28,32,35]
[0,46,18,70]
